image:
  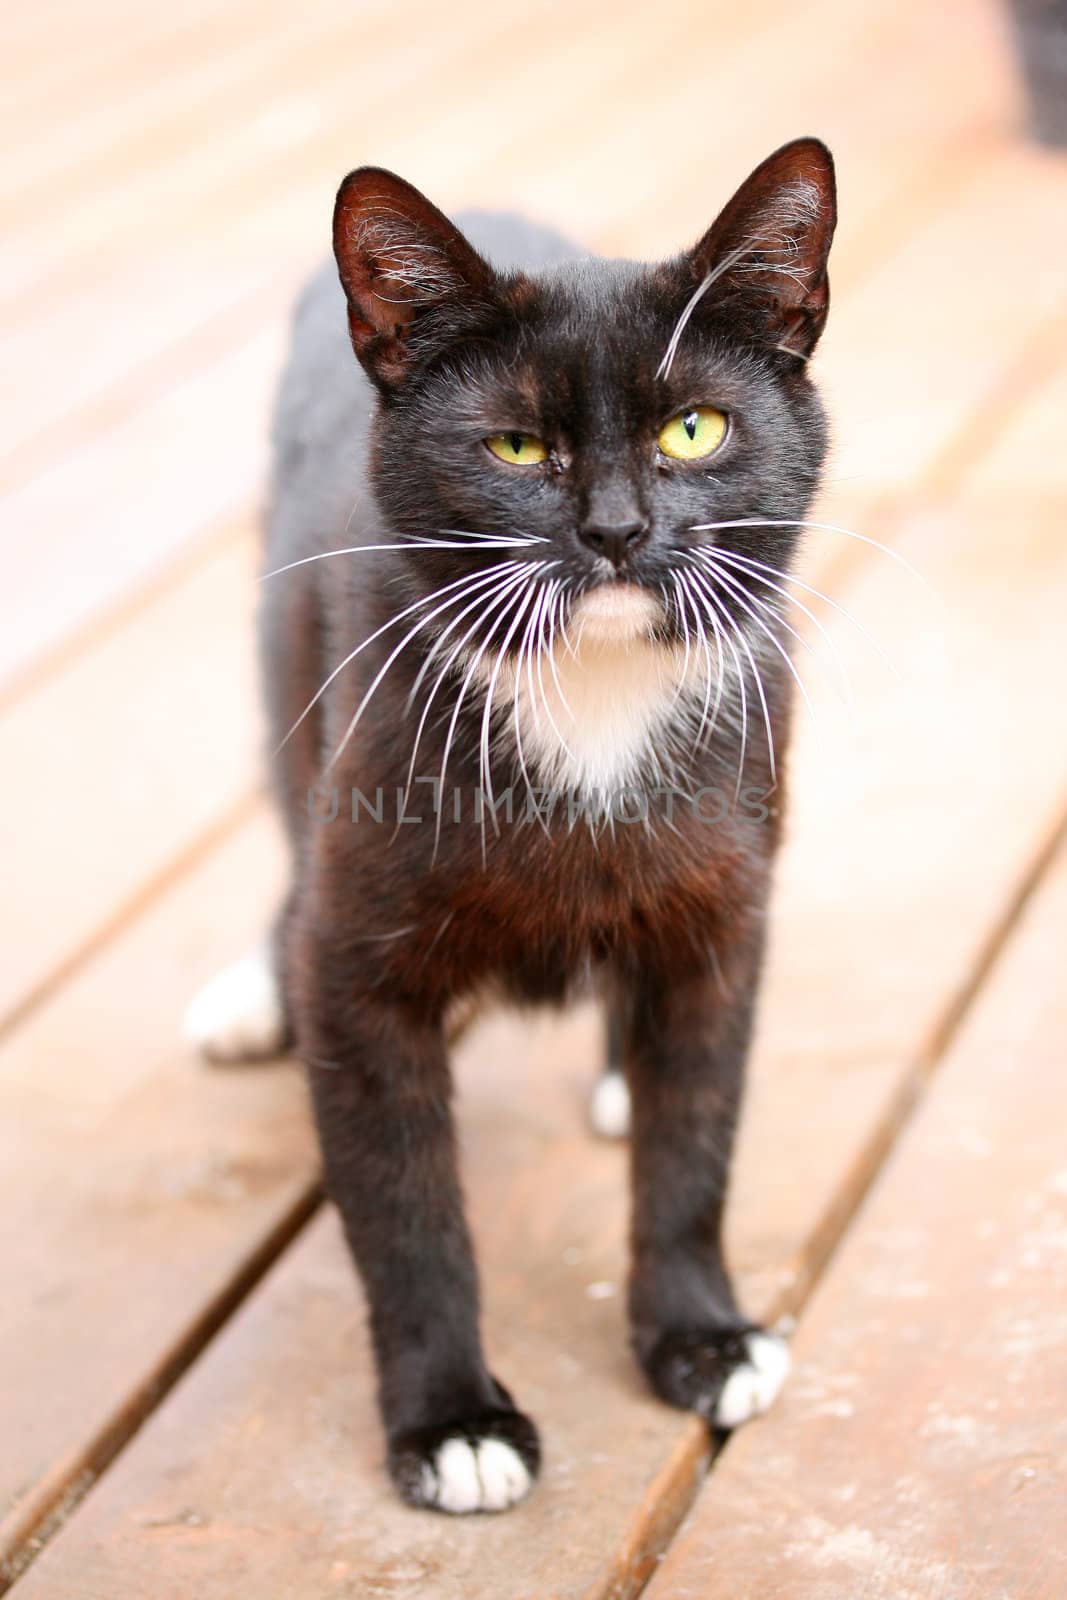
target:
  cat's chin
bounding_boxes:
[568,581,661,644]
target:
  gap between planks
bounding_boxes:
[591,798,1067,1600]
[0,0,1014,693]
[6,209,1067,1587]
[5,290,1059,1051]
[642,827,1067,1600]
[6,483,1067,1595]
[0,1184,321,1591]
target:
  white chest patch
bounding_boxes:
[499,584,706,799]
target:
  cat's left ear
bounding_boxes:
[333,167,496,391]
[685,138,837,359]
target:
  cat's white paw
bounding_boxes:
[391,1407,540,1514]
[421,1436,533,1514]
[183,947,286,1063]
[589,1069,631,1139]
[715,1332,792,1428]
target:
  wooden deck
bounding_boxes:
[2,1,1065,1595]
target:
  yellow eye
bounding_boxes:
[657,406,727,461]
[486,431,548,466]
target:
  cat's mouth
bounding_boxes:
[568,581,662,644]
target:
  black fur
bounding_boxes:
[258,139,836,1509]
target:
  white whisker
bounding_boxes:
[692,552,819,742]
[511,581,554,837]
[324,562,531,774]
[672,570,722,751]
[395,565,543,823]
[656,242,751,380]
[685,564,750,800]
[433,568,542,862]
[712,546,899,681]
[276,559,524,753]
[707,546,854,705]
[531,579,577,763]
[688,563,777,789]
[477,573,548,849]
[260,533,545,581]
[686,517,928,588]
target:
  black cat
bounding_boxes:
[186,138,836,1513]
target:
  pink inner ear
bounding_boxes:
[336,214,446,336]
[333,167,496,387]
[679,139,836,359]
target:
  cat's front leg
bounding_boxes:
[292,929,539,1513]
[623,931,790,1431]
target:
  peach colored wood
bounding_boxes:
[0,814,317,1582]
[548,0,1015,259]
[1,2,1063,1595]
[0,0,832,463]
[0,0,1041,1057]
[0,1,389,214]
[0,0,701,686]
[0,0,1021,697]
[0,331,280,686]
[817,144,1067,505]
[0,0,637,485]
[964,332,1067,498]
[0,526,260,1032]
[644,835,1067,1600]
[0,0,229,99]
[11,486,1067,1598]
[0,0,1004,454]
[0,277,286,499]
[0,0,687,308]
[0,34,1016,694]
[1,0,1005,463]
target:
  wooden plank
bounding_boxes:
[1,0,713,687]
[0,2,382,215]
[11,484,1067,1597]
[0,0,1040,694]
[0,0,229,105]
[0,332,279,689]
[817,145,1067,505]
[0,0,401,137]
[0,813,317,1582]
[644,833,1067,1600]
[1,3,1060,1589]
[963,334,1067,499]
[2,0,1023,700]
[0,523,260,1032]
[3,0,1002,454]
[0,0,823,446]
[0,0,671,310]
[0,275,285,498]
[4,0,1000,1081]
[546,0,1013,258]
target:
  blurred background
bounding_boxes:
[3,2,1067,1597]
[3,0,1062,688]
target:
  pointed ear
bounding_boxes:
[685,138,837,359]
[333,167,496,390]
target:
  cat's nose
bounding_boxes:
[578,516,650,568]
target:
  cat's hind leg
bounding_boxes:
[182,941,289,1063]
[184,557,317,1065]
[588,978,632,1139]
[589,1067,631,1139]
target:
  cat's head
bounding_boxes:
[332,140,835,658]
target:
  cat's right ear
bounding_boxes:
[333,168,496,392]
[684,138,837,360]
